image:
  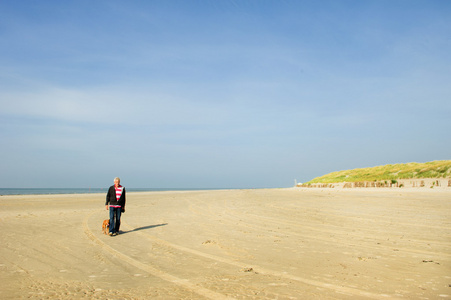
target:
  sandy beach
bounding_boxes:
[1,188,450,299]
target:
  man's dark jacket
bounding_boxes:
[105,185,126,210]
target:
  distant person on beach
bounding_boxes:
[105,177,126,236]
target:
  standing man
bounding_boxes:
[105,177,126,236]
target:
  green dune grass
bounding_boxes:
[306,160,451,184]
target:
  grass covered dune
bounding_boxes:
[305,160,451,184]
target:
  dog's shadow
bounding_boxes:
[121,223,168,234]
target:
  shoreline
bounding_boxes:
[3,177,450,197]
[0,187,253,196]
[1,185,450,198]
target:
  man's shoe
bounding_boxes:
[109,232,113,236]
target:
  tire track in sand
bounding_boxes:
[190,198,451,259]
[120,215,402,299]
[83,211,233,300]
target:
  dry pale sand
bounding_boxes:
[1,188,450,299]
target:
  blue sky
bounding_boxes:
[1,1,450,188]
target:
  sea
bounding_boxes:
[0,188,222,196]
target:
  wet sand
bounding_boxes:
[1,188,450,299]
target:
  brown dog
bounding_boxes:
[102,219,110,235]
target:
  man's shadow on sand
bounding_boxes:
[121,223,168,234]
